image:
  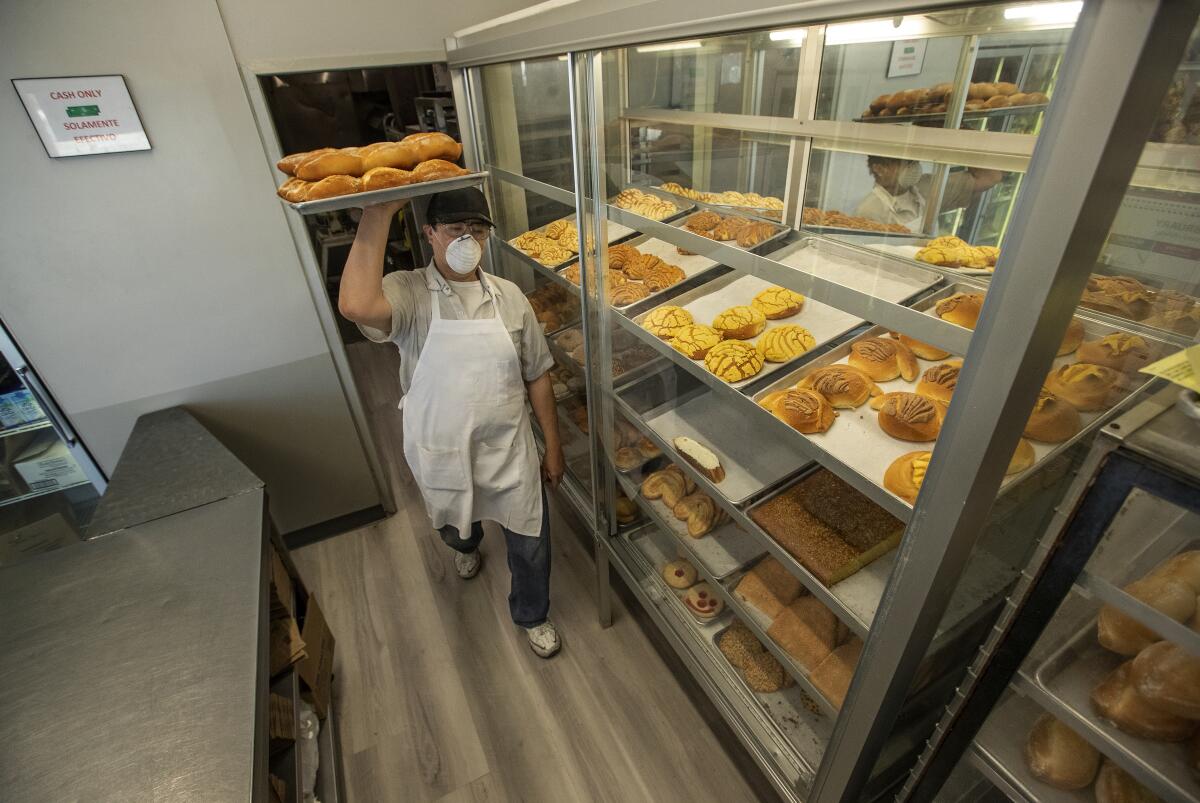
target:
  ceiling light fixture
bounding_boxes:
[635,40,702,53]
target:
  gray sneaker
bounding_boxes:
[454,549,481,579]
[526,619,561,658]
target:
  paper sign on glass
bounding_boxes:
[12,75,151,158]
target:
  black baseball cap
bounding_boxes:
[426,187,493,226]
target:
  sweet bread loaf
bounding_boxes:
[1077,333,1152,373]
[794,470,903,555]
[915,361,962,405]
[810,638,862,710]
[760,389,837,434]
[361,166,415,192]
[1045,363,1120,411]
[1094,760,1159,803]
[642,305,693,339]
[1024,713,1101,790]
[885,451,931,503]
[413,159,469,182]
[748,492,860,586]
[1024,389,1081,443]
[734,557,802,619]
[304,174,362,200]
[796,365,880,409]
[1007,438,1035,475]
[768,596,846,671]
[756,325,816,363]
[662,559,697,589]
[1091,660,1197,741]
[871,392,945,441]
[751,286,805,319]
[1099,573,1200,652]
[673,436,725,483]
[1131,641,1200,719]
[848,337,919,382]
[891,332,950,361]
[713,305,767,340]
[935,292,986,329]
[296,149,364,181]
[704,340,764,382]
[669,325,723,360]
[1058,318,1086,355]
[277,147,335,176]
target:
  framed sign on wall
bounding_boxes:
[11,75,151,158]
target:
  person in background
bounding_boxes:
[855,155,1003,230]
[337,188,565,658]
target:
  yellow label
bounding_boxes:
[1140,345,1200,393]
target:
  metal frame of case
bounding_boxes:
[446,2,1200,801]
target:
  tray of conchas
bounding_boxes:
[275,132,486,214]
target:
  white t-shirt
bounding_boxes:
[854,173,977,228]
[448,277,492,319]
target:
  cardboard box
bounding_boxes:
[296,594,335,719]
[13,436,88,491]
[269,547,295,620]
[268,691,295,744]
[269,616,306,677]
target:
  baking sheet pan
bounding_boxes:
[635,385,804,505]
[284,171,488,215]
[619,470,765,580]
[509,213,638,272]
[586,232,727,313]
[770,235,946,302]
[633,272,866,392]
[610,190,694,224]
[1034,619,1199,802]
[750,285,1171,509]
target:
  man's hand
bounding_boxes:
[361,197,409,219]
[541,443,566,489]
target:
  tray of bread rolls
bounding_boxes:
[750,282,1173,510]
[507,214,638,272]
[609,187,694,223]
[619,464,765,579]
[1026,598,1199,802]
[275,133,486,214]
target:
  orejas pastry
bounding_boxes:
[673,493,723,538]
[1077,333,1152,373]
[704,340,764,383]
[1045,363,1121,411]
[641,468,689,508]
[1024,713,1101,790]
[796,365,881,409]
[1024,389,1082,443]
[871,392,945,441]
[760,389,838,434]
[848,337,919,382]
[669,325,723,359]
[915,361,962,405]
[662,559,698,589]
[884,451,931,503]
[756,325,816,363]
[642,305,694,339]
[751,286,805,319]
[935,292,986,329]
[713,305,767,340]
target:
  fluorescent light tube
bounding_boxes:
[1004,2,1082,24]
[635,41,702,53]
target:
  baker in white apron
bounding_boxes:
[854,155,1003,230]
[337,187,564,658]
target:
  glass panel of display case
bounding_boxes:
[624,31,801,117]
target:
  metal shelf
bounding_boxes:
[0,478,92,510]
[0,419,52,440]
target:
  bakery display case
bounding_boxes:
[446,1,1200,801]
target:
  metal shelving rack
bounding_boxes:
[445,2,1200,802]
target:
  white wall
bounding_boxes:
[0,0,379,531]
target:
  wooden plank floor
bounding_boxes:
[292,340,780,803]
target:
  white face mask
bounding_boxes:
[896,163,923,191]
[443,233,482,275]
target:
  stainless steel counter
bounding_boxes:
[0,488,269,801]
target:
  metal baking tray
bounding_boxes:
[283,171,488,215]
[719,564,841,718]
[769,235,946,301]
[1030,616,1198,803]
[622,522,736,631]
[643,183,785,224]
[802,223,925,240]
[623,383,804,505]
[711,622,832,766]
[610,189,694,224]
[741,465,1015,640]
[631,272,867,392]
[854,101,1050,125]
[578,232,728,313]
[969,692,1093,803]
[618,470,765,580]
[667,210,792,255]
[507,213,639,272]
[751,285,1172,510]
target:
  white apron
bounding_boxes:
[401,284,543,538]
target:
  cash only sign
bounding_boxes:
[12,75,150,157]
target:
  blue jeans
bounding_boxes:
[437,487,551,628]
